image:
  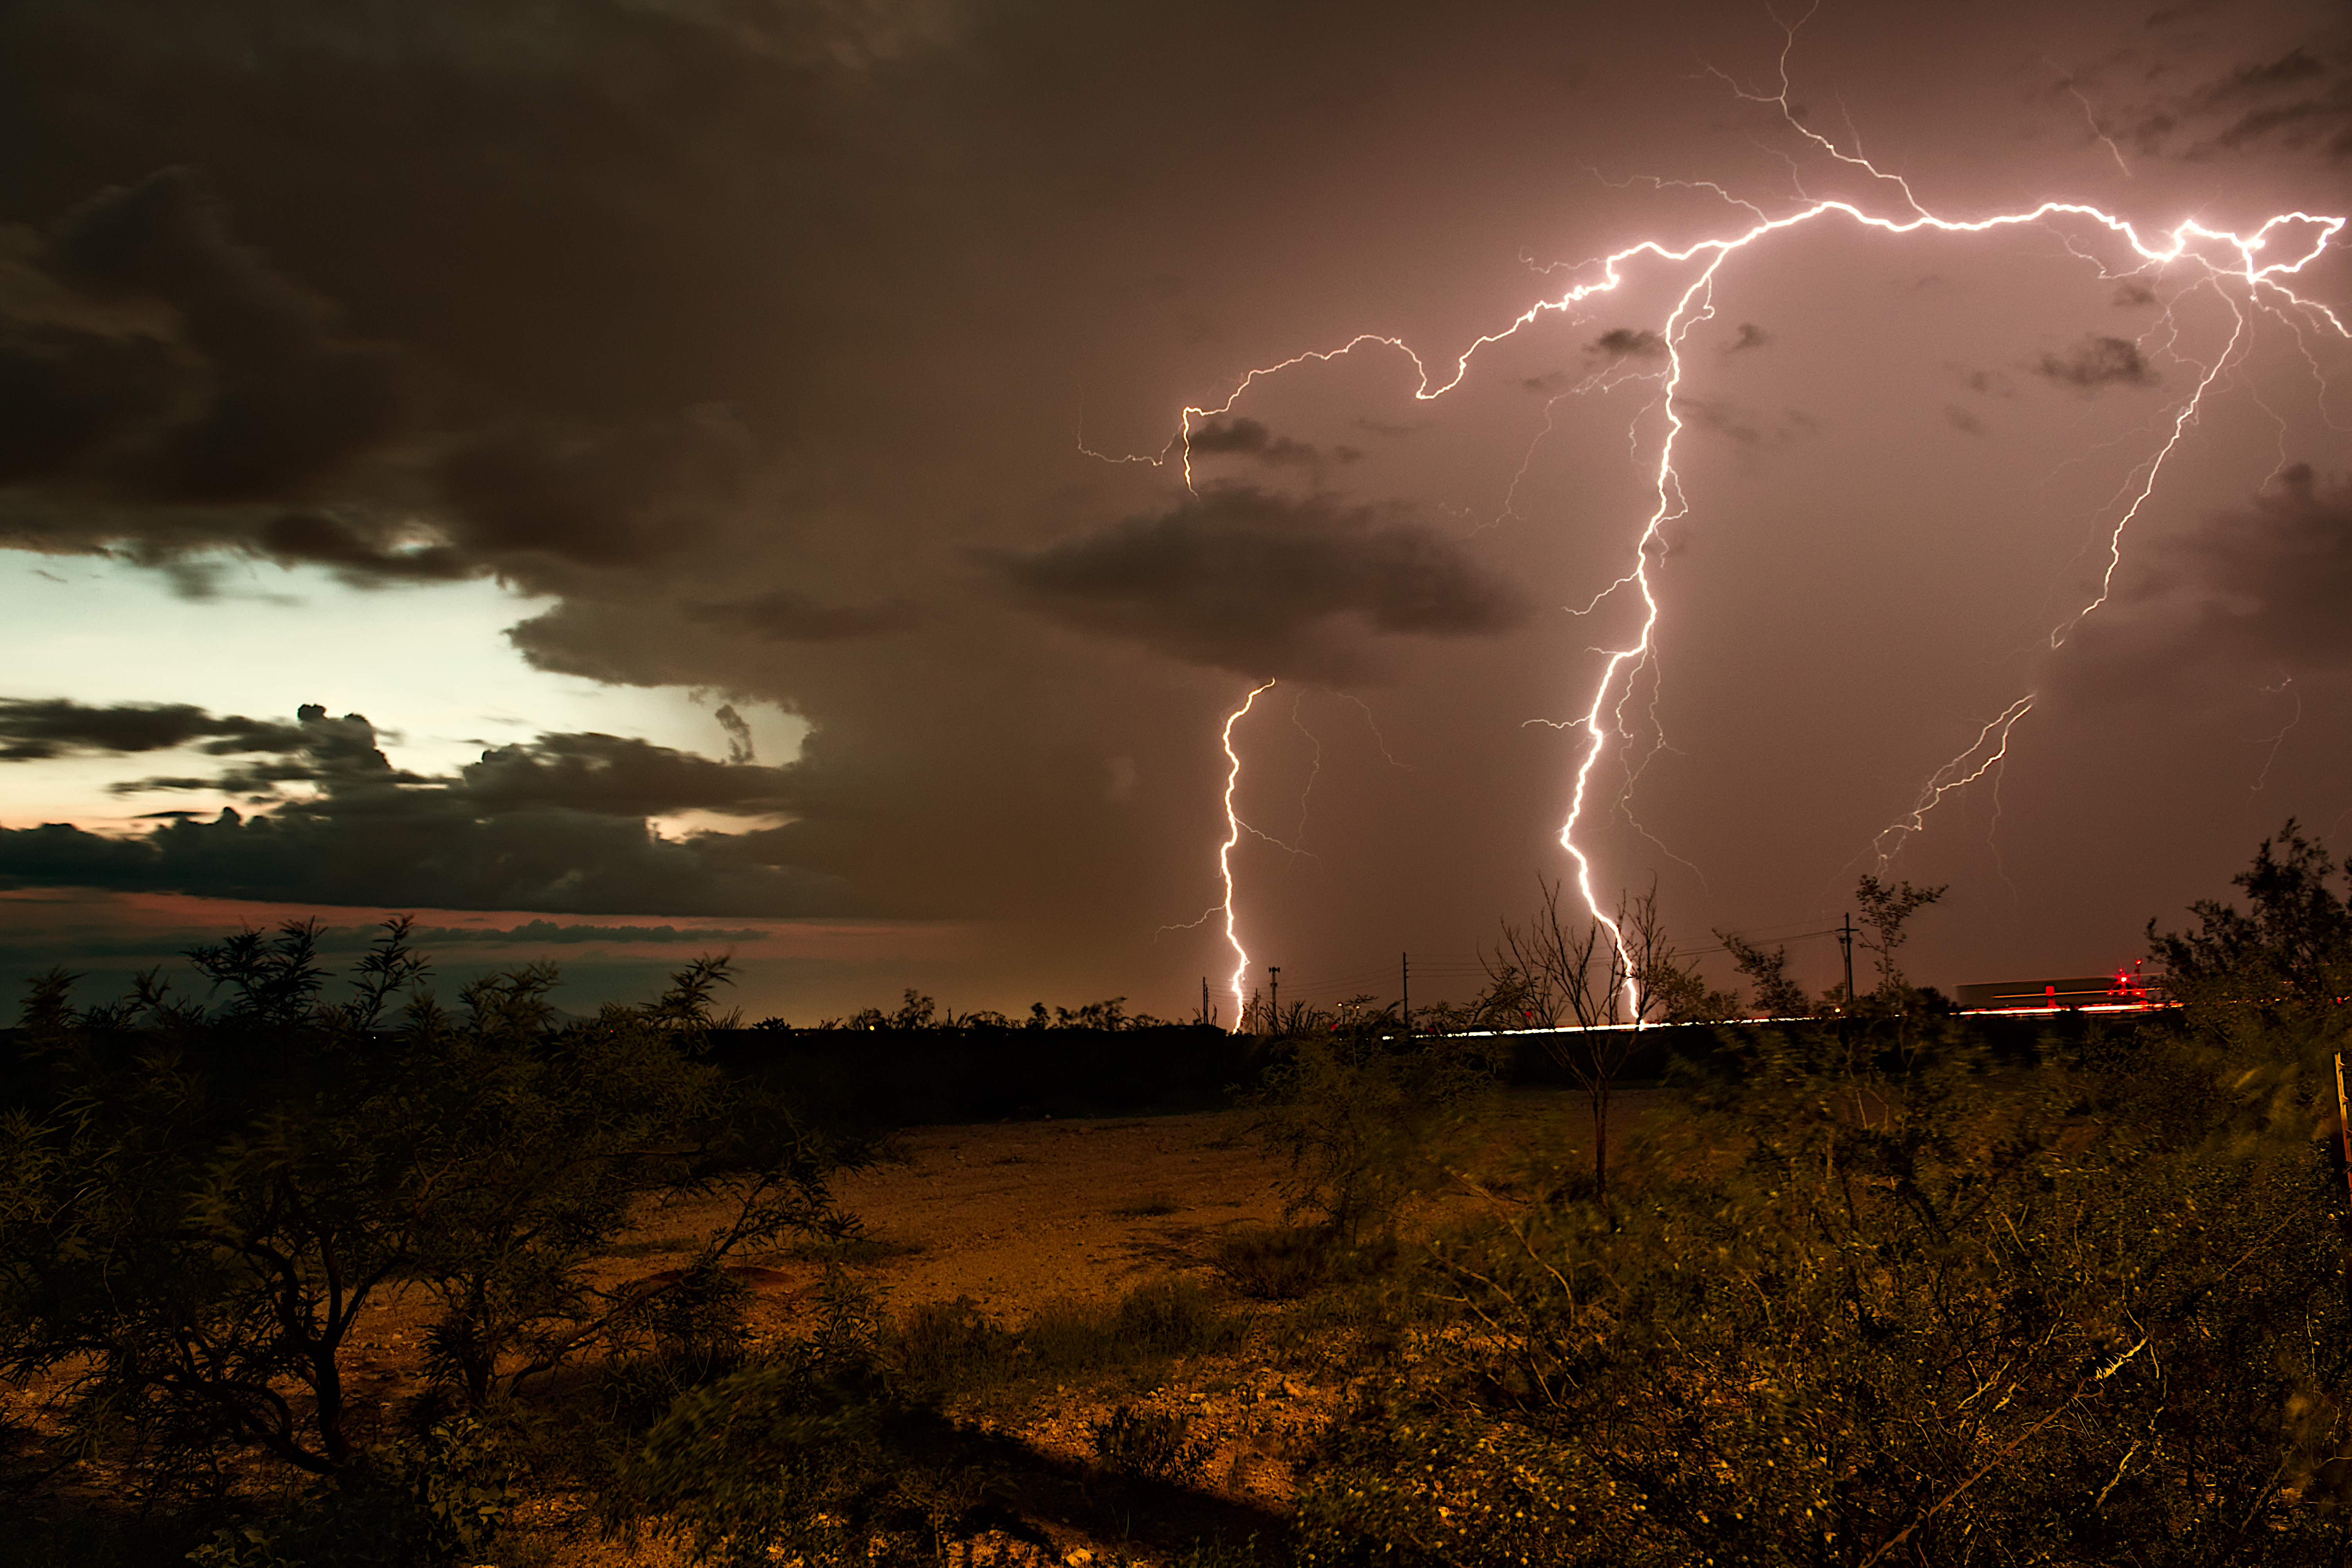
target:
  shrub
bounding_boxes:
[1023,1277,1244,1377]
[1250,1031,1498,1248]
[0,920,854,1494]
[1210,1225,1332,1301]
[1295,1015,2352,1566]
[891,1295,1019,1395]
[1091,1404,1214,1484]
[187,1415,513,1568]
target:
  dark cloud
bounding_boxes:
[989,486,1532,682]
[0,809,832,917]
[2117,33,2352,164]
[433,414,750,574]
[2034,335,2159,392]
[396,919,775,947]
[29,168,413,503]
[1187,417,1328,466]
[2189,45,2352,161]
[0,917,770,964]
[255,511,470,581]
[459,731,795,818]
[87,701,800,819]
[1942,405,1985,436]
[0,702,833,915]
[2112,279,2158,307]
[0,171,761,592]
[2055,466,2352,705]
[714,703,755,764]
[690,587,920,643]
[2166,465,2352,665]
[0,697,306,761]
[1589,328,1667,361]
[1723,322,1770,353]
[1681,397,1814,452]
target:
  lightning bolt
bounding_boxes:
[1124,25,2346,1023]
[1217,679,1277,1023]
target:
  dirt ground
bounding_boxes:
[761,1111,1294,1310]
[12,1090,1611,1565]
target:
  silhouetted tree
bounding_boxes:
[2149,818,2352,1005]
[1854,873,1947,1003]
[0,919,852,1491]
[1717,930,1813,1018]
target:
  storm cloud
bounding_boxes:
[0,697,306,760]
[1186,417,1332,466]
[2053,465,2352,706]
[991,487,1532,683]
[691,588,921,643]
[1589,328,1668,361]
[2034,334,2159,392]
[0,0,2344,1018]
[0,699,832,914]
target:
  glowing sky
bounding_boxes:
[0,0,2346,1020]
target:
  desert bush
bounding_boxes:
[593,1255,759,1435]
[1091,1403,1215,1484]
[1212,1225,1334,1300]
[1023,1277,1245,1376]
[1294,1009,2352,1566]
[889,1278,1242,1399]
[1252,1029,1499,1248]
[891,1294,1020,1395]
[612,1274,1045,1568]
[187,1415,513,1568]
[0,919,854,1500]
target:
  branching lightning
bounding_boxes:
[1126,19,2347,1023]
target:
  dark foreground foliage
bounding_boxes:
[10,826,2352,1567]
[0,920,852,1563]
[1288,825,2352,1566]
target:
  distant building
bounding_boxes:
[1955,963,2167,1013]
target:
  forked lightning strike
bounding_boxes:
[1139,33,2347,1022]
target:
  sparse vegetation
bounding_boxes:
[0,920,850,1561]
[1093,1404,1215,1484]
[1248,1007,1500,1249]
[12,830,2352,1564]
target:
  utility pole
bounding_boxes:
[1268,966,1280,1032]
[1201,976,1210,1029]
[1838,913,1858,1014]
[1400,951,1410,1036]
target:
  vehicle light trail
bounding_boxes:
[1127,22,2347,1023]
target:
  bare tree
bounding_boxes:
[1487,877,1717,1210]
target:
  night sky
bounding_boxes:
[0,0,2346,1021]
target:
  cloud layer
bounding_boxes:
[992,487,1532,682]
[0,702,836,915]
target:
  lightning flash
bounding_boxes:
[1142,28,2347,1023]
[1218,679,1277,1022]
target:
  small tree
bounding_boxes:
[1717,930,1813,1018]
[1854,874,1947,1004]
[1489,878,1721,1209]
[2148,818,2352,1005]
[0,918,853,1493]
[1251,1002,1497,1248]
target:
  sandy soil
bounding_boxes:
[814,1111,1294,1310]
[14,1090,1611,1565]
